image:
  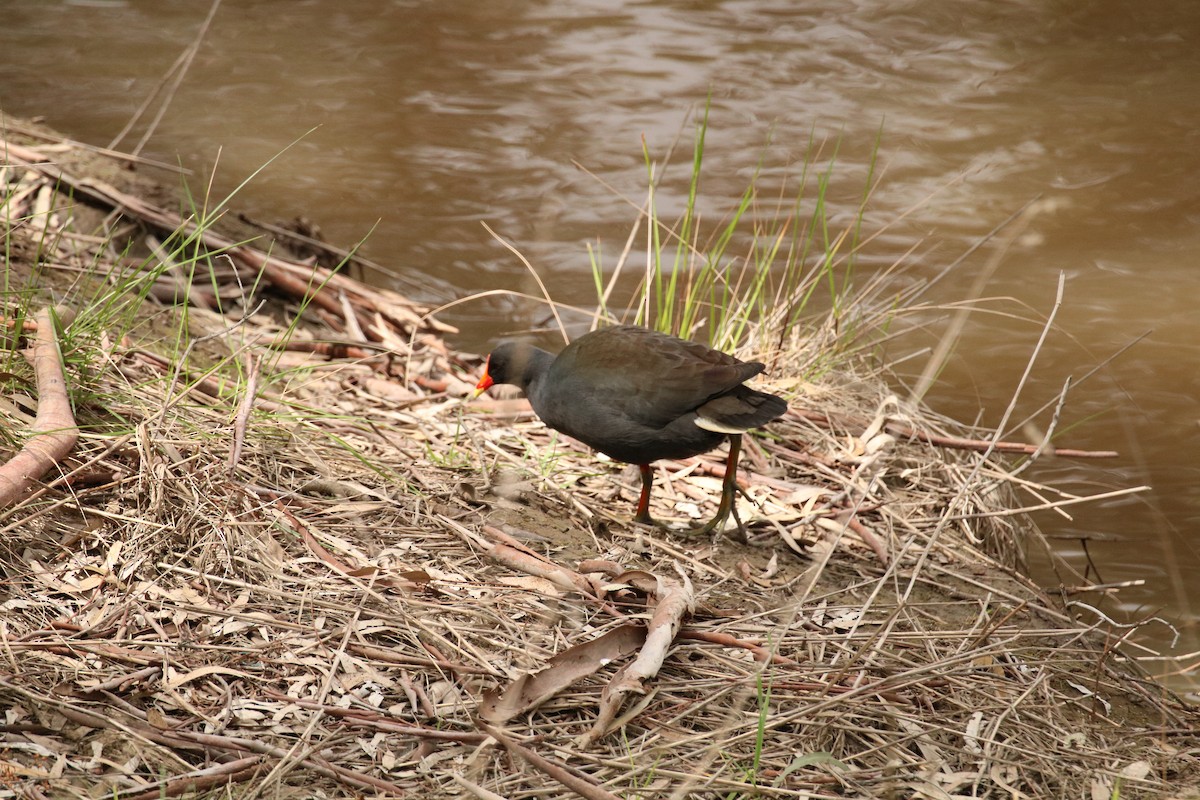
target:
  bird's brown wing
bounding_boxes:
[552,326,764,427]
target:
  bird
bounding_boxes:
[473,324,787,534]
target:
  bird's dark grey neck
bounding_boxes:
[519,347,557,395]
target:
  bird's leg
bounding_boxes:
[686,434,743,537]
[632,463,657,525]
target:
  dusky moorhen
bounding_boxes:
[473,325,787,534]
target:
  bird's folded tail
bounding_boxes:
[694,388,787,434]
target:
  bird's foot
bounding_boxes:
[631,511,671,530]
[679,501,746,540]
[633,501,747,539]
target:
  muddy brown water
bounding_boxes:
[2,0,1197,692]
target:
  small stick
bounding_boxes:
[676,629,797,665]
[228,352,259,474]
[1062,579,1146,595]
[83,665,162,694]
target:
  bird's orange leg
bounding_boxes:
[632,463,657,525]
[687,434,743,537]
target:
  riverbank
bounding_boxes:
[3,118,1197,799]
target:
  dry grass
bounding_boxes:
[2,125,1198,800]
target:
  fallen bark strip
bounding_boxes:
[586,574,695,744]
[482,525,615,599]
[0,305,79,509]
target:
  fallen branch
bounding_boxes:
[788,408,1119,459]
[479,721,622,800]
[260,689,491,742]
[4,140,454,338]
[114,757,265,800]
[54,703,410,797]
[0,306,79,508]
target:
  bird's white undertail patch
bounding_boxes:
[694,416,748,434]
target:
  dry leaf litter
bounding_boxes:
[2,124,1197,800]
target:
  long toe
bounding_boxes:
[684,506,733,537]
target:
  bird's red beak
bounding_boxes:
[472,357,494,398]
